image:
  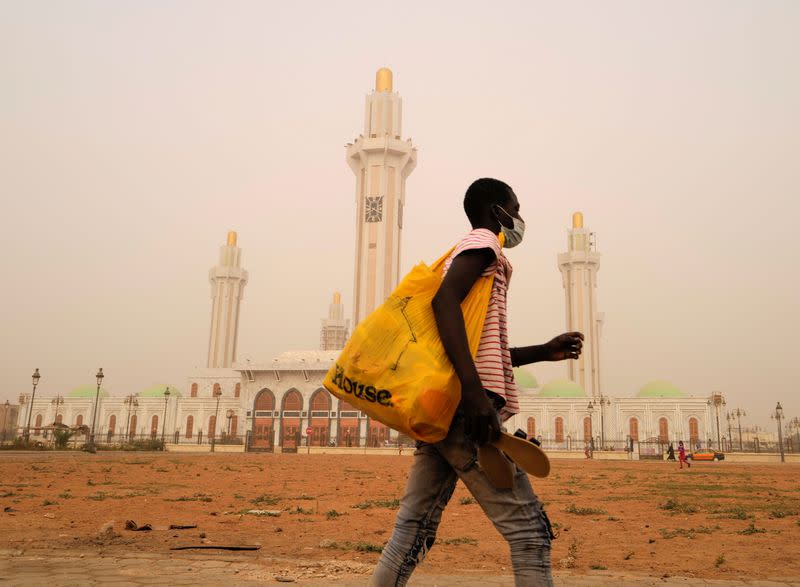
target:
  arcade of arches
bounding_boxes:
[249,387,390,451]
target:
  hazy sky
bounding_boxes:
[1,1,798,429]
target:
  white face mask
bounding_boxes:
[494,206,525,248]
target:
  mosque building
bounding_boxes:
[15,68,720,453]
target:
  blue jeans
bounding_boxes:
[370,415,553,586]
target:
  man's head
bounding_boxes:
[463,178,522,231]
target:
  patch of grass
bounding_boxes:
[711,506,752,520]
[292,494,315,501]
[326,510,344,519]
[564,503,607,516]
[443,537,478,546]
[715,553,726,567]
[322,540,383,553]
[221,465,239,472]
[659,525,719,539]
[352,499,400,510]
[57,491,73,499]
[166,493,213,503]
[770,508,798,519]
[100,466,113,473]
[0,490,14,498]
[250,494,281,506]
[291,506,313,515]
[606,516,620,522]
[459,497,477,505]
[737,522,766,535]
[659,498,698,515]
[87,491,110,501]
[153,467,169,473]
[560,488,579,496]
[125,460,152,465]
[41,500,58,506]
[590,565,607,570]
[233,494,245,500]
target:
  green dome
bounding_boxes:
[139,384,182,398]
[67,386,110,399]
[637,380,686,398]
[539,379,586,398]
[513,367,539,390]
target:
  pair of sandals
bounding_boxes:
[477,429,550,488]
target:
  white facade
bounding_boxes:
[347,68,417,326]
[207,231,248,369]
[558,212,603,399]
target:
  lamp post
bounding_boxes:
[124,394,138,439]
[1,400,9,443]
[708,392,726,450]
[588,395,610,448]
[734,408,746,452]
[726,413,733,451]
[24,369,41,443]
[161,387,170,445]
[586,402,595,454]
[771,402,785,463]
[226,408,234,441]
[87,368,104,453]
[211,387,222,452]
[51,395,64,426]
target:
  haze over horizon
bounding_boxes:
[1,1,798,430]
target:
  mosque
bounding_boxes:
[16,69,720,453]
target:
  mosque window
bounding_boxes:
[212,383,222,397]
[283,390,302,412]
[555,417,564,443]
[583,417,592,441]
[526,417,536,438]
[185,416,194,439]
[109,415,116,435]
[255,389,275,411]
[76,414,83,427]
[234,383,241,398]
[689,418,699,444]
[129,415,137,438]
[191,383,198,398]
[230,415,238,437]
[209,415,217,439]
[629,418,639,442]
[151,415,159,439]
[658,417,669,443]
[311,390,331,412]
[365,196,383,222]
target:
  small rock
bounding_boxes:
[199,532,206,539]
[43,513,55,519]
[274,574,296,583]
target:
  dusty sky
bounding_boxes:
[1,1,798,429]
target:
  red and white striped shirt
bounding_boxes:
[443,228,518,420]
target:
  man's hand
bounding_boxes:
[542,332,584,361]
[459,385,501,446]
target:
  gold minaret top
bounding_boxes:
[375,67,393,92]
[333,292,341,305]
[227,231,238,246]
[572,212,584,229]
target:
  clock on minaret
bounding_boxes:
[365,196,383,222]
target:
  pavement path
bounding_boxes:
[0,550,798,587]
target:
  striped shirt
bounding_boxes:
[443,228,518,420]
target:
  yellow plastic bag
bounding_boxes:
[323,244,495,443]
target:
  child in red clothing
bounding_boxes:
[678,440,691,469]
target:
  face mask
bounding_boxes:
[494,206,525,248]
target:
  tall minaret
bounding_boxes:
[558,212,603,398]
[320,292,350,350]
[347,68,417,326]
[207,231,248,368]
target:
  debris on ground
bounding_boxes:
[124,520,152,531]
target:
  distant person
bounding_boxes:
[369,178,583,586]
[667,443,676,461]
[678,440,690,469]
[584,442,592,459]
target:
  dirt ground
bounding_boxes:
[1,452,798,582]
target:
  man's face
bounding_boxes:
[495,191,523,229]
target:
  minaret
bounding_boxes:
[207,231,248,368]
[320,292,350,350]
[347,68,417,326]
[558,213,603,398]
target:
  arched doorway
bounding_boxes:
[151,415,158,439]
[280,389,302,452]
[688,417,699,446]
[555,417,565,443]
[185,415,194,439]
[658,417,669,443]
[252,389,275,451]
[338,399,360,447]
[583,417,592,442]
[526,417,536,438]
[309,389,331,447]
[129,414,137,440]
[108,414,116,441]
[368,419,390,448]
[629,417,639,442]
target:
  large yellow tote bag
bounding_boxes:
[323,243,496,443]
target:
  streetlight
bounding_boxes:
[161,387,170,446]
[124,394,139,440]
[211,386,222,452]
[588,395,610,448]
[734,408,746,452]
[87,368,104,453]
[726,413,734,451]
[226,408,234,439]
[707,393,726,450]
[771,402,785,463]
[586,402,595,454]
[1,400,9,443]
[24,368,41,443]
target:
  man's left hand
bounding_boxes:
[543,332,584,361]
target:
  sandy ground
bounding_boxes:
[1,452,798,582]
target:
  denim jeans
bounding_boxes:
[369,415,553,587]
